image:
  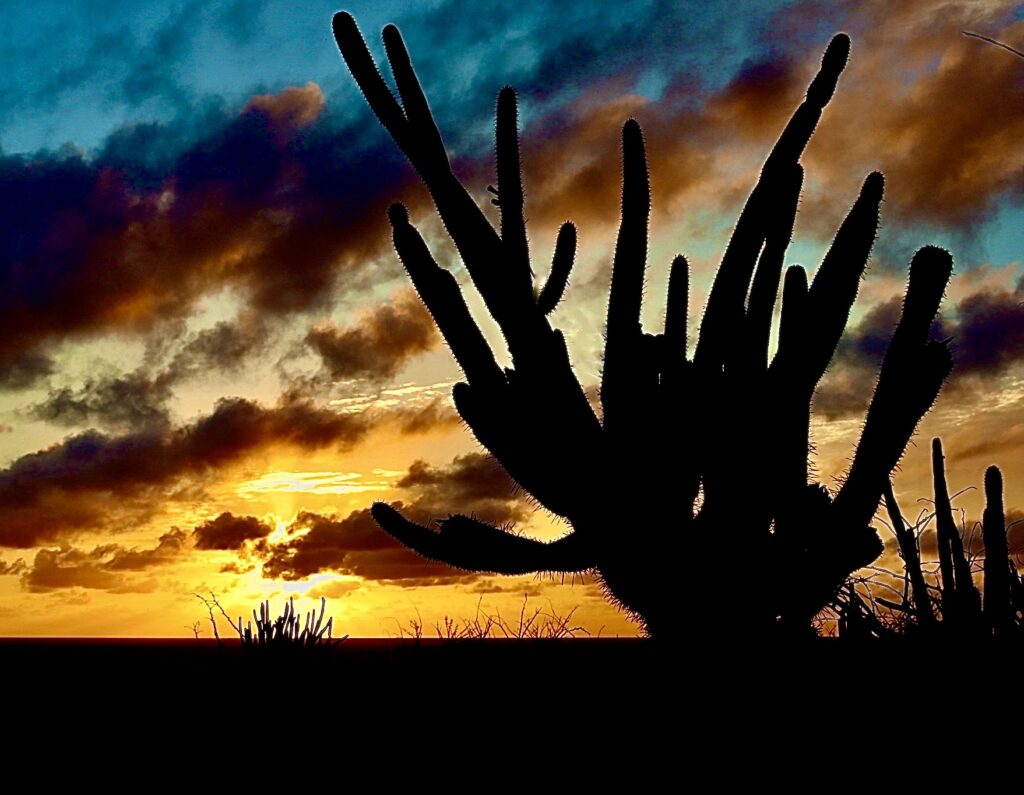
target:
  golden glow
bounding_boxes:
[236,470,394,496]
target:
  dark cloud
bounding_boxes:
[0,387,456,548]
[0,557,27,575]
[0,351,55,391]
[952,284,1024,376]
[22,548,126,593]
[397,452,528,525]
[814,279,1024,419]
[0,83,413,375]
[0,394,364,548]
[305,290,439,383]
[166,318,270,381]
[193,512,273,550]
[103,528,188,570]
[27,315,273,433]
[260,507,476,584]
[30,369,173,431]
[21,528,185,592]
[258,453,529,583]
[394,398,459,435]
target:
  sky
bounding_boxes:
[0,0,1021,637]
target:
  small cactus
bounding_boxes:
[880,441,1022,637]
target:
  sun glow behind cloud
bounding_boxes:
[236,470,398,496]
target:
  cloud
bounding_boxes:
[0,351,55,391]
[259,507,477,584]
[305,289,439,383]
[396,452,529,525]
[0,557,27,575]
[244,82,325,130]
[257,453,529,583]
[21,528,186,592]
[165,317,270,381]
[103,528,188,570]
[952,282,1024,376]
[814,277,1024,419]
[0,82,414,379]
[27,315,273,433]
[782,0,1024,233]
[193,512,273,550]
[0,390,451,548]
[29,369,174,431]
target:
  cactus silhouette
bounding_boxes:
[332,13,955,638]
[882,440,1023,636]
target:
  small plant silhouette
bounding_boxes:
[332,13,955,638]
[195,593,345,652]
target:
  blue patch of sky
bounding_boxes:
[1,0,799,156]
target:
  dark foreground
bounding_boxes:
[5,636,1021,695]
[6,637,1021,760]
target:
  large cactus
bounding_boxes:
[332,14,954,638]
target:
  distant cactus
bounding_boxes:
[195,593,345,652]
[333,14,955,638]
[877,439,1023,637]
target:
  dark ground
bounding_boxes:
[5,636,1019,696]
[5,637,1019,761]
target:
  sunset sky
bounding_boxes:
[0,0,1021,637]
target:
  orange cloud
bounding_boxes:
[305,289,440,383]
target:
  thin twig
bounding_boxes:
[963,31,1024,60]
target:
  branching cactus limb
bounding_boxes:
[333,14,954,638]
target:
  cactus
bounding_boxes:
[332,14,955,638]
[195,593,346,652]
[880,441,1022,637]
[982,466,1012,636]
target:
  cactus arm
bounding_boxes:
[798,172,884,384]
[334,13,525,345]
[371,503,595,574]
[696,34,849,372]
[388,204,505,391]
[380,24,450,171]
[536,223,577,316]
[601,120,651,432]
[834,248,954,535]
[764,34,849,172]
[495,88,531,293]
[662,255,690,369]
[332,13,414,155]
[741,164,802,374]
[772,265,811,498]
[450,381,591,520]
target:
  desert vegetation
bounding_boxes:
[330,13,965,639]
